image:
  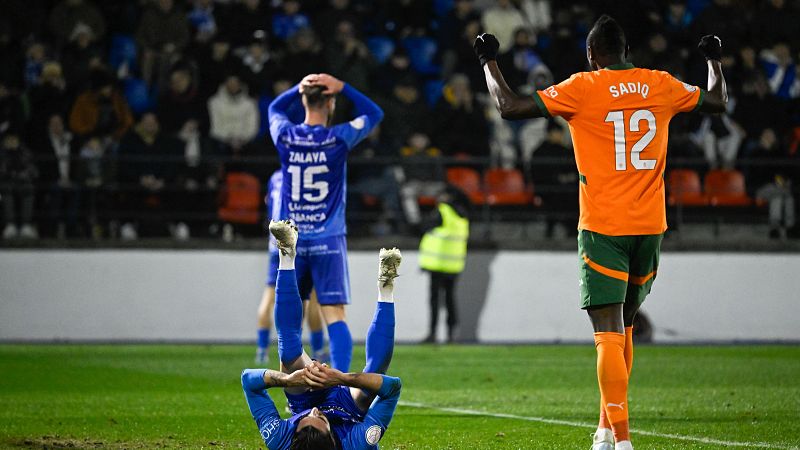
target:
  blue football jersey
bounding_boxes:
[268,83,383,240]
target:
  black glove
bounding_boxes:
[698,35,722,61]
[473,33,500,66]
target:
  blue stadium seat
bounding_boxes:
[123,77,155,114]
[367,36,395,65]
[433,0,454,17]
[402,37,440,75]
[424,79,445,106]
[108,34,138,73]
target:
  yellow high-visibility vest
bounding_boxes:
[418,203,469,274]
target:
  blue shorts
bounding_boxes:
[295,235,351,305]
[265,249,280,287]
[285,386,365,425]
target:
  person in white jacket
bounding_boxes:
[207,73,259,151]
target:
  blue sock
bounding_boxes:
[327,321,353,372]
[310,330,325,356]
[257,328,271,350]
[275,270,303,364]
[364,302,395,374]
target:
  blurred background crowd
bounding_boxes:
[0,0,798,242]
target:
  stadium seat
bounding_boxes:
[704,169,752,206]
[433,0,454,17]
[446,167,484,204]
[218,173,262,224]
[366,36,395,65]
[401,37,440,75]
[424,79,445,106]
[667,169,708,206]
[123,77,155,115]
[483,168,536,206]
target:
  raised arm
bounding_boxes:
[241,368,306,448]
[474,33,543,120]
[696,35,728,114]
[268,83,302,144]
[341,83,384,126]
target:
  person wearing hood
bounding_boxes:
[207,73,258,153]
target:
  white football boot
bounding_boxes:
[591,428,614,450]
[268,220,298,257]
[614,441,633,450]
[378,247,402,289]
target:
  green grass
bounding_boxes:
[1,345,799,449]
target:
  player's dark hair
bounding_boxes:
[290,426,337,450]
[303,84,334,108]
[586,14,626,58]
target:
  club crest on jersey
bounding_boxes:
[365,425,383,445]
[349,117,366,130]
[682,82,697,92]
[288,151,328,163]
[609,82,650,99]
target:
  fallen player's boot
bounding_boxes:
[269,220,298,257]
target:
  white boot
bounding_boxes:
[591,428,614,450]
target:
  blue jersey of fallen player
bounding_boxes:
[242,369,402,450]
[266,170,283,253]
[268,83,383,240]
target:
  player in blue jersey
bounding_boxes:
[268,73,384,372]
[242,220,402,450]
[256,170,328,365]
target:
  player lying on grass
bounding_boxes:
[474,14,727,450]
[241,220,402,450]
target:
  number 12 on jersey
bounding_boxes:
[605,109,657,171]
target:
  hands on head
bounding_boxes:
[288,360,344,389]
[299,74,345,95]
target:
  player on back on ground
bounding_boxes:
[474,15,728,450]
[267,73,384,372]
[256,169,328,365]
[241,220,402,450]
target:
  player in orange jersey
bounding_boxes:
[474,14,727,450]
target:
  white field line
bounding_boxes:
[399,401,799,450]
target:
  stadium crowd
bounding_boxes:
[0,0,798,240]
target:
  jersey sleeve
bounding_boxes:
[534,73,585,120]
[268,83,302,146]
[664,73,704,114]
[241,369,293,450]
[342,376,402,449]
[331,84,384,151]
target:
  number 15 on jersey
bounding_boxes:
[287,165,329,202]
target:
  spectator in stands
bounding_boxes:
[324,20,374,92]
[23,41,48,88]
[314,0,360,38]
[381,75,430,154]
[272,0,310,42]
[175,116,218,237]
[754,0,799,50]
[444,17,485,93]
[438,0,481,57]
[187,0,218,45]
[734,75,787,140]
[372,46,412,96]
[27,62,70,138]
[663,0,694,50]
[0,80,25,136]
[1,132,38,239]
[481,0,528,53]
[238,31,280,97]
[60,22,103,90]
[282,27,325,83]
[136,0,190,87]
[34,114,81,238]
[432,73,488,159]
[118,113,182,238]
[398,133,446,227]
[157,63,208,136]
[745,128,795,239]
[529,121,578,238]
[633,32,685,75]
[218,0,269,48]
[760,42,800,100]
[68,69,134,144]
[496,28,543,92]
[197,35,235,100]
[48,0,106,49]
[207,73,258,160]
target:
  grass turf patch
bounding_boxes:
[1,345,798,449]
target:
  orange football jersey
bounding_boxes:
[534,63,703,236]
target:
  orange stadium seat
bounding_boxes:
[667,169,708,206]
[483,168,535,206]
[446,167,484,204]
[218,172,262,224]
[704,169,752,206]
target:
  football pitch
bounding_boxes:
[1,344,798,449]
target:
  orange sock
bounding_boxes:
[594,332,630,443]
[624,326,634,377]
